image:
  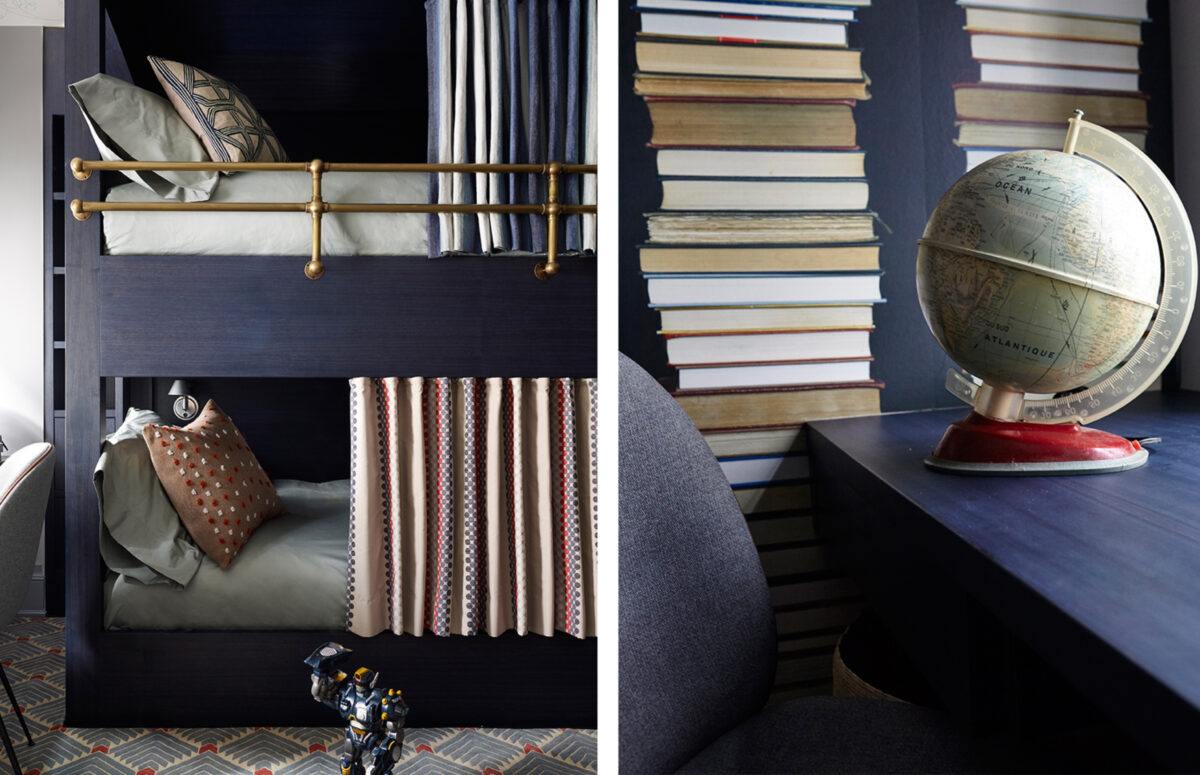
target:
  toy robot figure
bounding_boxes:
[306,642,409,775]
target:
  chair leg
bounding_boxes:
[0,712,20,775]
[0,666,31,746]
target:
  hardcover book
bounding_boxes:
[634,72,871,100]
[962,5,1141,43]
[955,120,1145,148]
[637,11,850,46]
[645,98,857,147]
[701,424,808,457]
[671,382,883,429]
[634,1,858,21]
[646,211,877,244]
[718,453,811,487]
[664,327,873,364]
[956,0,1148,22]
[953,83,1148,126]
[970,32,1140,70]
[679,357,874,389]
[978,62,1138,93]
[659,177,870,210]
[658,303,876,333]
[639,242,881,273]
[635,38,865,79]
[645,271,883,306]
[654,148,866,178]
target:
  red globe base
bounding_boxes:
[926,411,1148,476]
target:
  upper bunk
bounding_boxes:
[64,0,598,380]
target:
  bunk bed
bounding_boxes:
[61,0,597,727]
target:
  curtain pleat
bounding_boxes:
[564,0,581,252]
[451,0,469,252]
[486,0,507,248]
[579,378,597,636]
[426,0,453,256]
[526,1,546,253]
[505,0,524,250]
[428,0,592,255]
[547,1,563,256]
[348,377,597,638]
[471,0,492,252]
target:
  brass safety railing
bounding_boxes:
[70,158,597,280]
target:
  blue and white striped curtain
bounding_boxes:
[426,0,598,256]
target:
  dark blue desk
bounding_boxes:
[808,392,1200,771]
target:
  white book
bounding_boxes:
[679,358,872,389]
[719,454,810,486]
[646,272,883,306]
[639,11,848,46]
[665,329,872,365]
[958,0,1148,22]
[635,0,856,21]
[656,149,866,178]
[970,33,1139,70]
[660,304,875,333]
[979,62,1139,92]
[660,178,869,211]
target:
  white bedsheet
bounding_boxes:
[103,171,429,256]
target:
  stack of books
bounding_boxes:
[634,0,877,699]
[954,0,1151,170]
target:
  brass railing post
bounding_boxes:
[305,159,326,280]
[535,162,561,280]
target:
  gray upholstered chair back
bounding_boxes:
[619,354,776,774]
[0,443,55,625]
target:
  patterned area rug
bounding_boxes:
[0,618,596,775]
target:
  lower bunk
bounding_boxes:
[103,479,349,631]
[68,372,598,728]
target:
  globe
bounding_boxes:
[916,148,1161,399]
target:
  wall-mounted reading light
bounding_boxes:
[168,379,199,421]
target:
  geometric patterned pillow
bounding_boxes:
[142,400,285,569]
[147,56,288,165]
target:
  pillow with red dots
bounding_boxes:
[142,400,285,569]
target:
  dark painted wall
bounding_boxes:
[137,377,352,483]
[619,0,1175,412]
[104,0,429,162]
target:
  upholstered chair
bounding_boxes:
[0,442,54,775]
[618,354,1014,773]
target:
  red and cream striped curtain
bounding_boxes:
[347,377,597,638]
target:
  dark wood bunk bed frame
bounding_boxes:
[62,0,597,728]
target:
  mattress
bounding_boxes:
[104,479,350,630]
[102,171,429,256]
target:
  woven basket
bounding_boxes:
[831,620,909,704]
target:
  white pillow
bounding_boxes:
[68,73,218,202]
